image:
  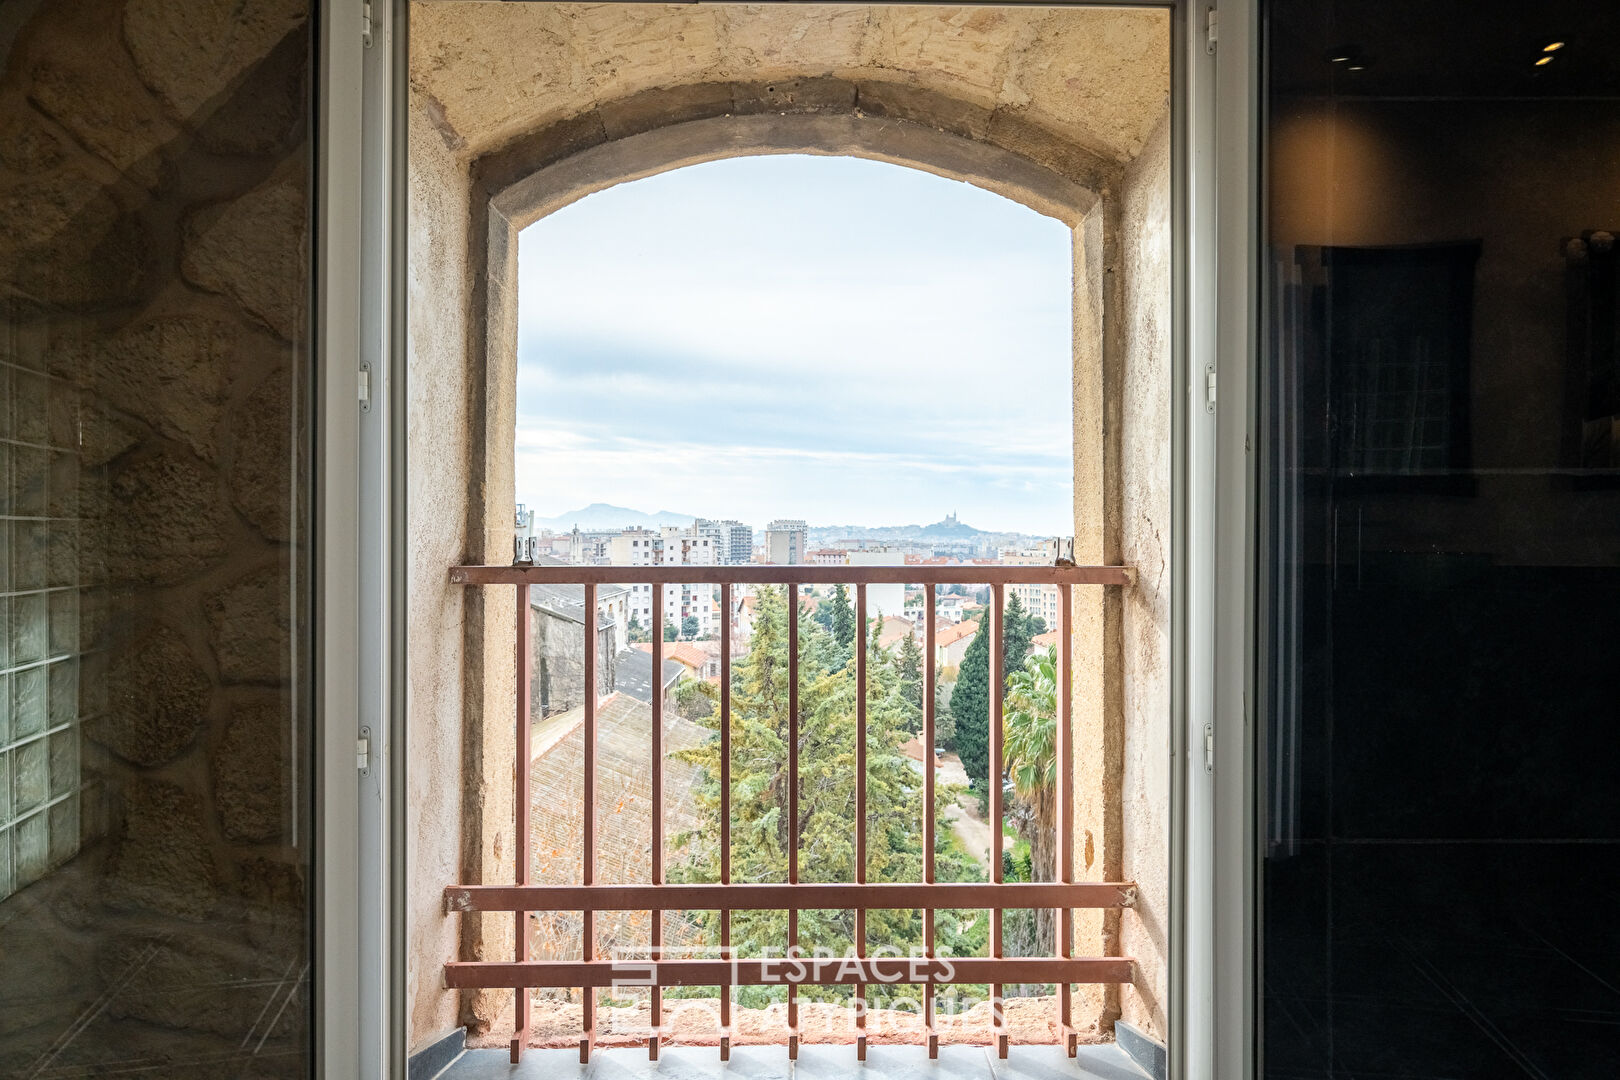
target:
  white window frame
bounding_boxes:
[315,0,1263,1075]
[317,0,404,1076]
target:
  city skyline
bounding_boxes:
[515,154,1074,537]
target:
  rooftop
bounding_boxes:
[612,648,684,703]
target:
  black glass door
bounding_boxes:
[1261,3,1620,1077]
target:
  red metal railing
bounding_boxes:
[446,563,1136,1063]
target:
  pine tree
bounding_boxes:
[893,630,924,734]
[951,621,991,790]
[670,586,982,1006]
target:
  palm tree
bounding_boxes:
[1003,644,1059,958]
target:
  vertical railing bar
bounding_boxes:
[581,582,597,1063]
[1058,581,1076,1056]
[649,584,664,1060]
[719,582,733,1061]
[923,583,938,1059]
[787,585,800,1060]
[988,582,1006,1059]
[855,583,868,1061]
[512,583,532,1063]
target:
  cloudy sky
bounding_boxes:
[516,154,1073,535]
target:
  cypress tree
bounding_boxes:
[951,621,991,789]
[1001,591,1033,683]
[829,584,855,651]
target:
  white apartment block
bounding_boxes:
[764,519,808,564]
[999,541,1066,628]
[611,526,716,639]
[904,592,966,629]
[845,549,904,623]
[693,518,753,565]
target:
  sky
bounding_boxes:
[515,154,1074,535]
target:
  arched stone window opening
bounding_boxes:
[408,8,1170,1063]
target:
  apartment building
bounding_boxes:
[611,526,716,639]
[999,541,1066,628]
[692,518,753,565]
[763,519,808,564]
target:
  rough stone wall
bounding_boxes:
[410,3,1169,170]
[0,0,311,1073]
[406,96,478,1050]
[1117,113,1172,1042]
[530,609,615,718]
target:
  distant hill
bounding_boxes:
[811,514,989,540]
[530,503,695,532]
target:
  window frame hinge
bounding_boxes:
[1205,362,1217,413]
[362,0,375,49]
[1203,722,1215,772]
[358,362,372,412]
[357,726,372,775]
[1205,6,1218,54]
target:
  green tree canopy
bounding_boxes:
[951,622,991,789]
[1004,643,1059,956]
[1001,592,1033,677]
[893,629,924,734]
[681,614,700,639]
[828,584,855,654]
[671,586,983,1005]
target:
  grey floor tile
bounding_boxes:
[988,1044,1151,1080]
[794,1043,992,1080]
[444,1046,590,1080]
[592,1045,794,1080]
[442,1043,1144,1080]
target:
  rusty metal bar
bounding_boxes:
[719,582,733,1061]
[923,583,938,1059]
[1058,582,1076,1056]
[855,582,868,1060]
[581,583,597,1063]
[445,881,1138,912]
[512,583,531,1062]
[787,585,800,1060]
[989,582,1005,1059]
[446,956,1136,989]
[453,565,1134,587]
[649,585,663,1060]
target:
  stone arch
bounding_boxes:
[467,86,1117,578]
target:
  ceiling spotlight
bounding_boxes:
[1347,65,1365,71]
[1535,55,1555,66]
[1330,54,1352,63]
[1543,42,1565,52]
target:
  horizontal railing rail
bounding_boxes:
[446,882,1138,912]
[445,957,1137,989]
[452,563,1135,586]
[448,561,1134,1064]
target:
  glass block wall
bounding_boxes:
[1,325,80,900]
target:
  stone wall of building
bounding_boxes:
[0,0,311,1072]
[529,607,615,717]
[1118,112,1173,1043]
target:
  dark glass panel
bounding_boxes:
[1262,2,1620,1077]
[0,1,313,1074]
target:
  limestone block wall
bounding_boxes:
[1117,113,1173,1042]
[0,0,312,1072]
